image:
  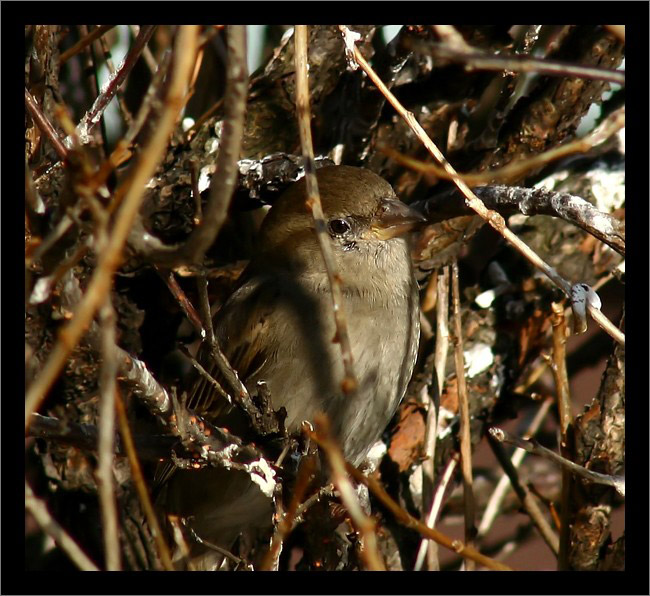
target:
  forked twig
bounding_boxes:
[487,432,560,556]
[342,454,513,571]
[489,428,624,497]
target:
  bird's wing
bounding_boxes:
[154,275,279,495]
[186,275,278,419]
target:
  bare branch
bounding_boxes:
[75,26,155,145]
[451,260,477,569]
[296,25,358,396]
[59,25,116,64]
[426,37,625,86]
[340,26,624,346]
[413,185,625,257]
[312,416,385,571]
[489,428,624,497]
[25,87,69,161]
[115,389,175,571]
[487,431,560,556]
[97,297,121,570]
[25,480,100,571]
[25,26,199,432]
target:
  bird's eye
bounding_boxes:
[328,218,351,235]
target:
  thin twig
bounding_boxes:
[312,417,385,571]
[129,25,157,73]
[76,25,155,145]
[24,26,199,432]
[487,432,560,556]
[96,30,134,127]
[139,25,248,267]
[339,454,514,571]
[550,302,573,570]
[115,389,175,571]
[419,265,450,570]
[551,303,573,438]
[451,260,477,570]
[28,412,177,461]
[260,455,317,570]
[414,455,458,571]
[478,398,554,538]
[340,26,624,346]
[156,268,205,338]
[25,480,100,571]
[60,25,116,64]
[96,296,121,570]
[383,106,625,189]
[25,87,69,161]
[428,39,625,86]
[296,25,358,395]
[489,428,624,497]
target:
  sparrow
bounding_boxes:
[160,165,424,569]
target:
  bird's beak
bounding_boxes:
[370,199,427,240]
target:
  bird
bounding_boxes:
[159,165,424,569]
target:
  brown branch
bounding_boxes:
[115,389,175,571]
[413,184,625,258]
[451,260,477,570]
[24,87,69,162]
[260,455,317,570]
[296,25,358,395]
[24,26,199,432]
[427,39,625,86]
[25,480,100,571]
[76,25,155,144]
[311,417,385,571]
[488,428,624,497]
[340,26,624,346]
[28,413,177,461]
[59,25,116,64]
[138,25,248,267]
[550,301,573,569]
[478,398,554,537]
[383,105,625,189]
[96,31,134,127]
[96,297,121,570]
[341,453,514,571]
[487,432,560,557]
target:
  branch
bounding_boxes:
[340,26,624,346]
[25,87,69,161]
[488,428,624,497]
[24,26,199,432]
[451,260,477,569]
[487,432,560,556]
[296,25,358,395]
[311,416,385,571]
[25,480,100,571]
[139,25,248,267]
[75,26,155,145]
[426,36,625,86]
[413,185,625,257]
